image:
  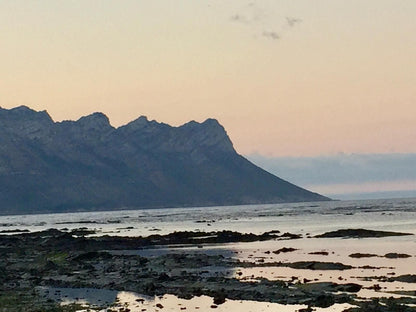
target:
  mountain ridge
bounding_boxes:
[0,106,329,215]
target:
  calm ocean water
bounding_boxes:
[1,197,416,237]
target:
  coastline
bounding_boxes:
[1,226,416,311]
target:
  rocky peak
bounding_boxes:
[123,116,151,131]
[156,118,235,156]
[0,106,54,139]
[0,106,53,122]
[189,118,235,153]
[76,112,113,131]
[133,115,150,126]
[6,105,35,115]
[201,118,221,127]
[120,116,171,138]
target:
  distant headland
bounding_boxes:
[0,106,329,215]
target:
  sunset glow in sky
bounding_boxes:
[1,1,415,156]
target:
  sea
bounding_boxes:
[2,197,416,311]
[1,197,416,237]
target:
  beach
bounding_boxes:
[1,198,416,311]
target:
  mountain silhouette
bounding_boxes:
[0,106,329,214]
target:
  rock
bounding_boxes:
[334,283,362,293]
[316,229,412,239]
[313,294,335,308]
[280,233,302,239]
[158,273,170,281]
[286,261,353,271]
[71,252,113,262]
[349,253,378,258]
[309,251,329,256]
[0,229,30,233]
[273,247,297,254]
[384,253,412,259]
[390,275,416,283]
[213,292,226,305]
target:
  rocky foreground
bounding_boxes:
[1,229,415,311]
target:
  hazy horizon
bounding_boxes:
[248,153,416,200]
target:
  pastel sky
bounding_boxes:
[1,0,415,156]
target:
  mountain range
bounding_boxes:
[0,106,328,214]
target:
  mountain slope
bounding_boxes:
[0,106,329,214]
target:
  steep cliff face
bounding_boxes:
[0,106,329,214]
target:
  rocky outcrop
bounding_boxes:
[0,106,329,214]
[316,229,412,239]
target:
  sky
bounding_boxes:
[1,0,415,157]
[1,1,415,199]
[248,153,416,199]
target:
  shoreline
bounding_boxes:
[1,228,416,311]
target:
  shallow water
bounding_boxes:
[4,198,416,311]
[39,287,357,312]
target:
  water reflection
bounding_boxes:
[37,286,117,306]
[39,288,357,312]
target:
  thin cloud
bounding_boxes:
[262,31,280,40]
[229,3,302,42]
[230,14,251,24]
[286,17,302,28]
